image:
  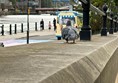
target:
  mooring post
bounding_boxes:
[9,24,12,35]
[14,24,17,34]
[35,22,38,31]
[21,23,24,33]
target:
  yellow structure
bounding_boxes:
[55,11,82,40]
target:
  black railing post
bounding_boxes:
[109,12,113,34]
[35,22,38,31]
[14,24,17,34]
[21,23,24,33]
[9,24,12,35]
[80,0,91,41]
[114,15,117,32]
[101,3,108,36]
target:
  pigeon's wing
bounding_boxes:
[62,28,70,39]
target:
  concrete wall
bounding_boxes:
[95,47,118,83]
[40,36,118,83]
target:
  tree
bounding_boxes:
[114,0,118,6]
[41,0,53,8]
[9,0,17,8]
[9,0,16,5]
[89,0,118,34]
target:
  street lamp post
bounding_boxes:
[27,0,29,44]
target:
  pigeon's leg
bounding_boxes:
[66,39,68,43]
[73,40,75,43]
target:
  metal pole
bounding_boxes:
[27,0,29,44]
[9,24,12,35]
[14,24,17,34]
[21,23,24,33]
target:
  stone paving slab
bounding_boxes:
[0,30,55,41]
[0,33,118,83]
[0,30,55,47]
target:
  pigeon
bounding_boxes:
[62,20,79,43]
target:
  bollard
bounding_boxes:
[101,3,108,36]
[80,0,91,40]
[35,22,38,31]
[9,24,12,35]
[109,12,113,34]
[114,15,117,32]
[21,23,23,33]
[14,24,17,34]
[1,25,4,36]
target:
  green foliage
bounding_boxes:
[114,0,118,6]
[90,12,102,34]
[9,0,16,5]
[90,0,118,34]
[41,0,53,8]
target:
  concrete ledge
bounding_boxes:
[0,34,118,83]
[40,35,118,83]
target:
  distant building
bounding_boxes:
[0,0,10,4]
[0,0,12,12]
[52,0,70,7]
[16,0,39,12]
[0,0,11,8]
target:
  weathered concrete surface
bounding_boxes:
[0,30,55,41]
[115,74,118,83]
[0,33,118,83]
[95,47,118,83]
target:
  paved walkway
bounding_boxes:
[0,29,55,47]
[0,32,118,83]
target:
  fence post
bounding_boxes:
[1,25,4,36]
[21,23,23,33]
[9,24,12,35]
[14,24,17,34]
[101,3,108,36]
[109,12,113,34]
[35,22,38,31]
[80,0,91,41]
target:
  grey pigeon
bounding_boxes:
[62,20,79,43]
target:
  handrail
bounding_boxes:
[79,0,88,4]
[90,4,105,16]
[70,0,87,5]
[70,0,112,20]
[90,4,112,20]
